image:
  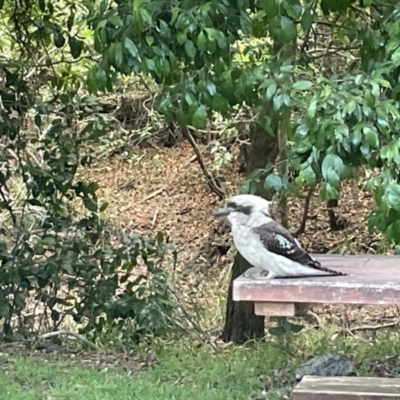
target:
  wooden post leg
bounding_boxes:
[254,302,296,316]
[254,302,318,317]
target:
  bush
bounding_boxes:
[0,2,176,343]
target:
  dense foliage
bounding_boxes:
[0,0,175,342]
[86,0,400,246]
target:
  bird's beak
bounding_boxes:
[212,206,232,218]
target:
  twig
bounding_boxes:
[181,154,198,168]
[151,209,159,230]
[306,310,322,326]
[139,183,169,203]
[345,322,399,332]
[0,183,16,224]
[34,330,103,352]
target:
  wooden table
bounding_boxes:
[292,376,400,400]
[233,254,400,399]
[233,254,400,316]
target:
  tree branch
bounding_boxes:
[183,127,226,199]
[293,183,316,237]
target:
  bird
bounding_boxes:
[212,194,345,279]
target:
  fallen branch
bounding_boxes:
[183,128,226,199]
[34,330,104,353]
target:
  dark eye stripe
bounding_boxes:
[240,205,253,215]
[227,201,237,209]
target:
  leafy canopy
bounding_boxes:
[86,0,400,246]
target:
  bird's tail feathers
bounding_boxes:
[308,260,347,276]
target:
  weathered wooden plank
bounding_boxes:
[233,255,400,305]
[254,302,296,316]
[292,375,400,400]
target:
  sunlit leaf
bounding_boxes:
[264,173,283,191]
[185,40,196,58]
[385,184,400,210]
[124,37,139,58]
[292,80,313,91]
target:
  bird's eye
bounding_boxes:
[227,201,237,209]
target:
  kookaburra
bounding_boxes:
[212,194,344,279]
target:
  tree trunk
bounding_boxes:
[221,123,279,343]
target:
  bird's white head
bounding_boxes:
[212,194,272,227]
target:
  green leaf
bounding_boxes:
[54,31,65,48]
[364,89,375,107]
[177,32,187,44]
[184,92,196,106]
[41,236,56,245]
[292,80,313,91]
[307,99,317,118]
[133,0,142,11]
[0,302,10,319]
[283,1,302,19]
[34,114,41,128]
[266,82,277,99]
[197,31,207,51]
[192,105,207,128]
[320,182,339,200]
[100,202,109,212]
[38,0,45,12]
[301,9,314,31]
[211,94,229,115]
[268,326,285,336]
[351,129,362,146]
[27,199,43,207]
[68,36,83,58]
[206,81,216,96]
[301,165,316,185]
[295,124,308,137]
[325,169,340,188]
[385,184,400,210]
[275,16,297,43]
[67,13,75,31]
[156,231,164,245]
[114,42,124,67]
[321,153,337,178]
[184,40,196,59]
[247,168,264,181]
[264,173,283,191]
[83,196,98,212]
[363,127,379,148]
[289,323,304,333]
[273,93,284,110]
[145,36,154,46]
[124,38,138,58]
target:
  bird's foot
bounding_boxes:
[244,269,275,280]
[253,271,275,280]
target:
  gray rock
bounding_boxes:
[295,353,354,380]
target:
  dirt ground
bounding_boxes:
[86,137,400,331]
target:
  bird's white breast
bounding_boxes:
[231,223,275,271]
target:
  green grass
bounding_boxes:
[1,326,400,400]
